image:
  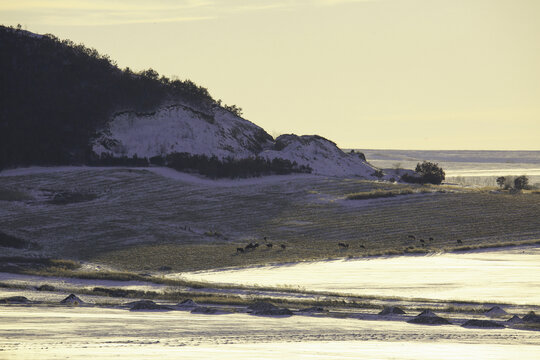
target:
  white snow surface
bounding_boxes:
[261,134,379,177]
[93,104,273,160]
[92,104,381,177]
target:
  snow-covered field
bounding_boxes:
[1,159,540,358]
[176,246,540,305]
[1,305,539,360]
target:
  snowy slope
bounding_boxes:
[261,135,379,177]
[93,104,273,159]
[93,104,382,178]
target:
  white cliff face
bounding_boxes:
[93,105,381,178]
[261,134,379,177]
[92,104,273,159]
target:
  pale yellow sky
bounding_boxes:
[2,0,539,150]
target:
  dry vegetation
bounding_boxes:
[1,168,539,272]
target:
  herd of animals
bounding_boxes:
[236,237,285,253]
[235,235,465,254]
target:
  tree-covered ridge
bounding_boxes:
[0,25,240,170]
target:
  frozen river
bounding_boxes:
[179,247,540,305]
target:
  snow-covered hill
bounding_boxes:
[262,135,378,177]
[93,104,273,159]
[93,103,381,178]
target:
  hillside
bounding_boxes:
[0,25,377,178]
[1,167,539,270]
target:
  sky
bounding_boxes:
[1,0,539,150]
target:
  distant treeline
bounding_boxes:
[89,152,312,178]
[0,25,242,170]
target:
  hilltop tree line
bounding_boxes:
[0,25,242,170]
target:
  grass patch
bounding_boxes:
[47,191,98,205]
[3,169,540,273]
[451,239,540,253]
[0,257,80,272]
[346,188,416,200]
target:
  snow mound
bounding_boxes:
[0,296,30,304]
[128,300,172,311]
[176,299,199,309]
[506,315,523,324]
[408,311,451,325]
[261,134,378,177]
[60,294,84,305]
[485,306,508,317]
[247,302,293,316]
[93,104,273,159]
[378,306,406,315]
[522,311,540,323]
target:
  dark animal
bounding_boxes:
[263,236,267,241]
[280,244,286,250]
[245,242,256,251]
[408,235,416,240]
[429,237,434,242]
[236,247,244,253]
[360,245,366,249]
[254,243,260,248]
[266,243,273,248]
[420,239,425,243]
[338,242,349,249]
[457,239,463,244]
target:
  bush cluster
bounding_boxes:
[496,176,529,190]
[163,153,312,179]
[401,161,445,185]
[89,152,311,179]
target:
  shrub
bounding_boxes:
[414,161,445,185]
[514,175,529,190]
[164,152,311,179]
[496,176,506,189]
[371,170,384,179]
